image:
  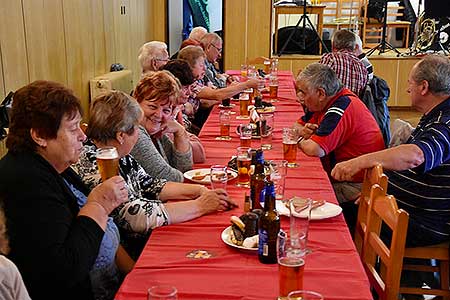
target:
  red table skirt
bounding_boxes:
[115,71,372,300]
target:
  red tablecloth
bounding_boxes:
[115,71,372,300]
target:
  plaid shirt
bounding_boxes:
[319,50,368,96]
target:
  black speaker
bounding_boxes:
[275,26,320,55]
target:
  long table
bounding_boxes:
[115,71,372,300]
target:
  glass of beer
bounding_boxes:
[96,146,119,181]
[217,110,232,140]
[239,123,253,148]
[264,58,271,74]
[287,291,324,300]
[260,112,274,150]
[277,231,306,298]
[210,164,228,191]
[240,64,248,81]
[236,146,251,187]
[269,75,279,102]
[237,93,250,119]
[283,128,299,167]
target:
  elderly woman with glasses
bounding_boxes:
[73,90,236,259]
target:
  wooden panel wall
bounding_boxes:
[0,1,29,96]
[223,0,272,71]
[0,0,155,119]
[277,55,419,106]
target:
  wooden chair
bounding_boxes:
[355,163,388,255]
[362,185,409,300]
[321,0,362,32]
[362,0,411,48]
[400,242,450,299]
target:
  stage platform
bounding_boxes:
[273,48,422,107]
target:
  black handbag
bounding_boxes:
[0,92,13,140]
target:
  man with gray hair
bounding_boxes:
[294,63,384,204]
[138,41,170,74]
[332,55,450,247]
[200,32,236,88]
[319,29,368,96]
[189,26,207,42]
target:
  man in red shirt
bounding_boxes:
[294,63,385,204]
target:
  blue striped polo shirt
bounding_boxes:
[386,97,450,240]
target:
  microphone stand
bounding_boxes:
[367,0,402,56]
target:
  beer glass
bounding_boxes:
[240,64,248,81]
[239,123,252,148]
[236,146,251,187]
[269,160,288,201]
[260,113,274,150]
[277,231,305,298]
[217,110,231,140]
[210,165,228,191]
[282,128,299,167]
[289,197,312,256]
[147,285,178,300]
[287,290,324,300]
[264,58,271,74]
[237,93,250,119]
[269,75,279,102]
[96,146,119,181]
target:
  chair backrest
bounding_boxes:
[362,185,409,300]
[355,163,388,255]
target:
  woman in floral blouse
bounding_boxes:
[73,91,236,258]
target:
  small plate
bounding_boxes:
[184,168,238,184]
[221,226,257,251]
[276,200,342,220]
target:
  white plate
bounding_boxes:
[221,226,257,251]
[276,200,342,220]
[184,168,238,185]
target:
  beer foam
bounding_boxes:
[96,152,119,159]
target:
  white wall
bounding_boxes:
[209,0,223,32]
[168,0,183,56]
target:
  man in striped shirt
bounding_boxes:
[332,55,450,247]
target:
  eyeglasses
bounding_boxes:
[155,57,169,62]
[211,44,222,53]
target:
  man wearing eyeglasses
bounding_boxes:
[200,33,236,88]
[138,41,170,74]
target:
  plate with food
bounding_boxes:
[221,214,262,251]
[256,106,276,113]
[184,168,238,184]
[276,199,342,220]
